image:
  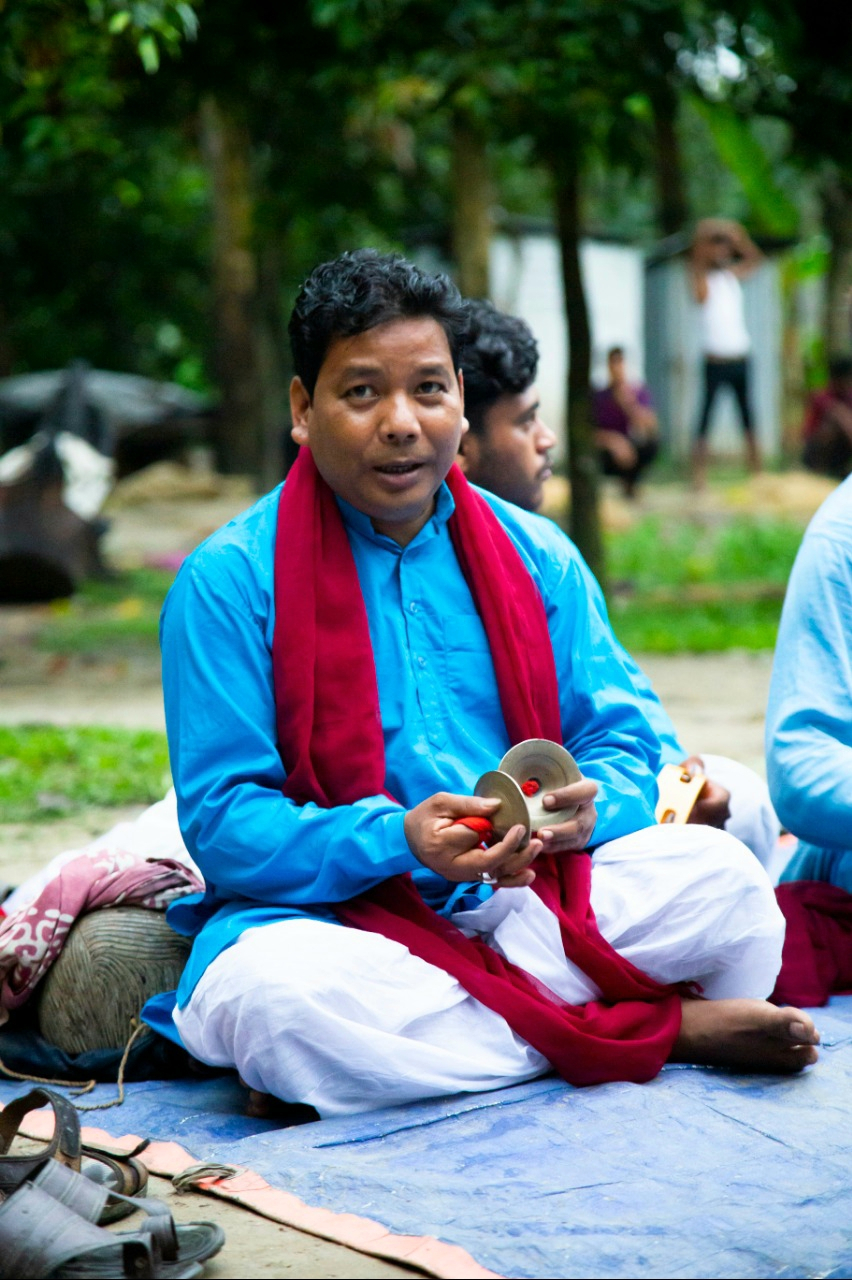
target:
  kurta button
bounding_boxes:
[417,656,426,667]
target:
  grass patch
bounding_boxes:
[0,725,171,822]
[608,596,784,654]
[36,569,176,656]
[605,515,803,652]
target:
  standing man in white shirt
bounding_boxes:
[690,218,763,488]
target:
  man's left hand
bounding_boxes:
[682,755,731,828]
[538,777,598,853]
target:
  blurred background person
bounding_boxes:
[690,218,763,488]
[592,346,659,499]
[801,355,852,479]
[457,299,557,512]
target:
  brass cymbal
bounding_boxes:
[498,738,582,829]
[473,770,531,849]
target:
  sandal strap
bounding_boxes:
[32,1158,109,1224]
[83,1150,149,1200]
[0,1088,81,1195]
[120,1194,180,1262]
[0,1181,155,1279]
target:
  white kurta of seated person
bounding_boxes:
[175,823,785,1118]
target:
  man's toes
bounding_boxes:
[781,1007,820,1044]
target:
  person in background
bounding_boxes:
[767,472,852,891]
[801,356,852,479]
[765,473,852,1007]
[593,346,659,499]
[458,300,779,870]
[690,218,763,488]
[454,299,557,512]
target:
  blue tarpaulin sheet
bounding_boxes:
[3,997,852,1279]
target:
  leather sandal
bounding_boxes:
[0,1180,160,1278]
[0,1088,224,1273]
[0,1087,147,1223]
[0,1157,224,1277]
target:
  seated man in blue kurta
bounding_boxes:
[146,250,817,1118]
[767,473,852,890]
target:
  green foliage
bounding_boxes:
[605,514,803,652]
[609,596,784,654]
[36,569,175,656]
[0,725,170,821]
[607,514,802,591]
[689,95,798,236]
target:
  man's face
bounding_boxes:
[461,384,556,512]
[708,234,733,267]
[290,316,466,544]
[608,352,626,384]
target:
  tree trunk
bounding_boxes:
[551,151,604,584]
[450,115,491,298]
[0,301,13,378]
[199,95,262,477]
[821,170,852,356]
[255,243,292,491]
[650,84,689,238]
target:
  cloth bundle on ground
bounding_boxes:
[0,849,201,1021]
[0,847,201,1080]
[272,451,686,1085]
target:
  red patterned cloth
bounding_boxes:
[0,850,202,1022]
[271,449,684,1087]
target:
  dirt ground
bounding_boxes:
[0,465,833,1279]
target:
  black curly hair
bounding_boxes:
[288,249,470,396]
[458,300,539,435]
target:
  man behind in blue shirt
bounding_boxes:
[767,473,852,890]
[156,251,816,1117]
[456,299,779,871]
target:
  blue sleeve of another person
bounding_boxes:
[766,479,852,849]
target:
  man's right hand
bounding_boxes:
[404,792,542,888]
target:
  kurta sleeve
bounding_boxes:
[541,539,662,843]
[766,524,852,849]
[161,552,419,907]
[564,547,685,763]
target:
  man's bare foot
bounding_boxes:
[244,1085,278,1118]
[671,998,820,1073]
[239,1078,319,1125]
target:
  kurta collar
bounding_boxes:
[336,482,456,552]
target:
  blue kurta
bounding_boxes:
[146,479,666,1037]
[766,473,852,891]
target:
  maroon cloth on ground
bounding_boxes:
[272,448,683,1086]
[773,880,852,1008]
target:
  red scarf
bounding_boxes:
[272,449,682,1086]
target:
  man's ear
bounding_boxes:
[290,376,312,446]
[458,429,479,474]
[456,369,469,448]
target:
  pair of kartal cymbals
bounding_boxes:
[473,738,582,849]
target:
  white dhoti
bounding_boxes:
[174,824,785,1117]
